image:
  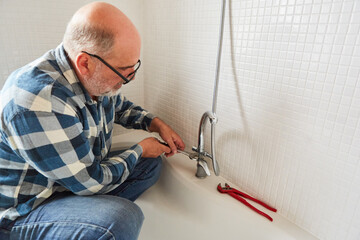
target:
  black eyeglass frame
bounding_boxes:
[82,51,141,85]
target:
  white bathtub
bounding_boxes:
[112,131,318,240]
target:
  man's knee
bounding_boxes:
[99,196,144,239]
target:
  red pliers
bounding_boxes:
[217,183,277,222]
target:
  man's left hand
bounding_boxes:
[149,117,185,157]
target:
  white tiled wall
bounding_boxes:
[142,0,360,239]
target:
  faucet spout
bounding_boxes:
[195,111,220,177]
[198,111,217,153]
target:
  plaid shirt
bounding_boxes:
[0,44,154,228]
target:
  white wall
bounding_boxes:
[142,0,360,240]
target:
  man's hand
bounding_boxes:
[148,118,185,157]
[138,137,171,158]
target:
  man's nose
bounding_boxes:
[124,67,134,76]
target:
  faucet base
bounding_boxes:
[195,162,208,179]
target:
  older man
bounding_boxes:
[0,2,184,239]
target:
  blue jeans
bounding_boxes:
[0,154,162,240]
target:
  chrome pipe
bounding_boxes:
[212,0,226,114]
[208,0,225,176]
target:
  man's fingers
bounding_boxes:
[161,144,171,154]
[167,140,177,154]
[174,137,185,151]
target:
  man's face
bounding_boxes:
[84,52,140,97]
[80,30,141,98]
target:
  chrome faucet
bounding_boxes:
[168,111,220,178]
[191,111,220,178]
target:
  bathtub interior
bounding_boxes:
[112,130,318,240]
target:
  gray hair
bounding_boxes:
[63,21,115,60]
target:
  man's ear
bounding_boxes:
[75,52,92,75]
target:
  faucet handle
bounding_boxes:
[192,146,213,162]
[176,149,198,160]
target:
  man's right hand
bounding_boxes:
[138,137,171,158]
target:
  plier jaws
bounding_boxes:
[217,183,277,222]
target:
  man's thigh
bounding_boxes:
[10,192,144,240]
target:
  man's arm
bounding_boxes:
[4,111,145,195]
[114,94,185,157]
[114,94,155,131]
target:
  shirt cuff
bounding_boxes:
[118,144,143,170]
[132,143,143,159]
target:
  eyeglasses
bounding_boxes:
[82,51,141,85]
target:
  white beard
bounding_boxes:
[101,87,122,97]
[85,63,123,97]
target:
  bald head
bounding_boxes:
[63,2,141,60]
[63,2,141,98]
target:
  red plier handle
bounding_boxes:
[217,183,277,222]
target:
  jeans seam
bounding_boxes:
[12,221,116,239]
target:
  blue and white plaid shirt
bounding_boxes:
[0,44,155,228]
